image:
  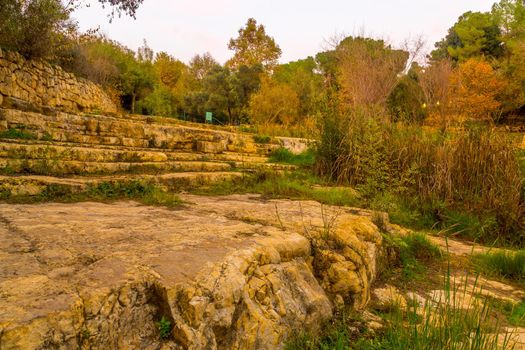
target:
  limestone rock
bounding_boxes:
[371,285,407,311]
[0,195,387,349]
[0,50,116,114]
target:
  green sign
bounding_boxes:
[205,112,213,123]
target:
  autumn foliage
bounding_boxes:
[449,58,507,121]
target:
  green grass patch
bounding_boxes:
[269,148,316,167]
[486,297,525,327]
[472,249,525,283]
[384,232,443,283]
[0,127,37,140]
[253,134,271,144]
[195,171,360,207]
[4,181,183,207]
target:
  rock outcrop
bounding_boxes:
[0,195,387,349]
[0,48,117,115]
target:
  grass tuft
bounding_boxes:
[472,249,525,283]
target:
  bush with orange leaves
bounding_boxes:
[449,58,507,122]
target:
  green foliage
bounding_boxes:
[227,18,282,70]
[0,0,74,59]
[273,57,324,117]
[432,11,503,62]
[509,300,525,326]
[472,249,525,282]
[156,316,172,340]
[387,65,426,123]
[382,232,442,282]
[0,128,37,140]
[269,148,316,167]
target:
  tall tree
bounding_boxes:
[227,18,282,70]
[431,11,504,62]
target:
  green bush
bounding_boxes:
[0,0,74,59]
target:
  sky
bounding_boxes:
[72,0,497,65]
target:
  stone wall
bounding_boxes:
[0,48,117,115]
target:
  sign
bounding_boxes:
[205,112,213,123]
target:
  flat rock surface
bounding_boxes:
[0,197,279,326]
[0,194,383,349]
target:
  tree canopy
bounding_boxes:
[227,18,282,70]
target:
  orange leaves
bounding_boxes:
[449,58,507,121]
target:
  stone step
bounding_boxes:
[0,140,271,164]
[0,158,236,176]
[0,171,243,197]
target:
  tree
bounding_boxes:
[248,79,300,127]
[273,57,324,117]
[95,0,144,17]
[431,11,504,62]
[190,66,243,125]
[335,36,409,110]
[0,0,75,59]
[449,58,507,121]
[227,18,281,70]
[387,64,426,122]
[419,59,454,125]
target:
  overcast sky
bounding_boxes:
[72,0,496,64]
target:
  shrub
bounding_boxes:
[253,134,271,144]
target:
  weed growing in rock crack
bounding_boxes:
[471,249,525,283]
[156,316,172,340]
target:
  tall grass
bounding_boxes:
[316,109,524,245]
[472,249,525,283]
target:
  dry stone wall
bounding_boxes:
[0,48,117,115]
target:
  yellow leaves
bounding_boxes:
[248,79,300,127]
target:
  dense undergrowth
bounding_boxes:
[315,109,524,246]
